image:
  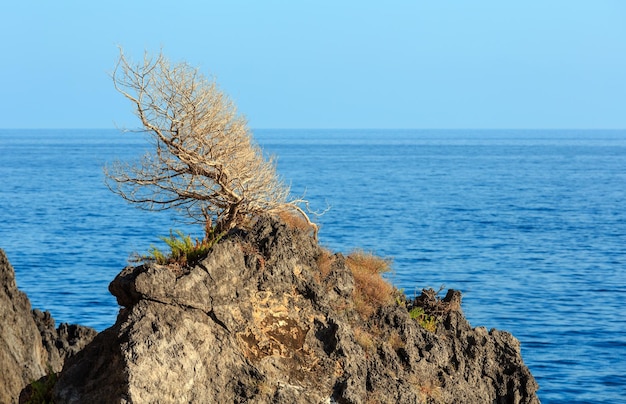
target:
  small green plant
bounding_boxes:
[145,226,224,267]
[26,366,57,404]
[394,288,407,307]
[409,307,439,333]
[408,306,424,320]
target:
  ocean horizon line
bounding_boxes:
[1,127,626,132]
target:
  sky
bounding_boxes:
[1,1,625,129]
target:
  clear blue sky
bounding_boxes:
[1,1,625,129]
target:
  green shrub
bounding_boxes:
[26,367,57,404]
[145,228,224,267]
[409,307,438,333]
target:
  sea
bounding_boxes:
[0,129,625,403]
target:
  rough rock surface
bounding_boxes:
[32,309,98,373]
[0,249,97,404]
[0,249,48,404]
[54,216,540,403]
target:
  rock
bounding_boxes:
[53,216,540,403]
[0,249,97,404]
[32,309,98,373]
[0,249,48,404]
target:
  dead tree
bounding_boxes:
[105,50,316,237]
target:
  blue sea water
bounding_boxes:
[1,128,625,403]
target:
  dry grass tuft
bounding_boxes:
[354,326,376,353]
[276,210,314,233]
[388,330,405,351]
[346,249,391,274]
[346,250,394,319]
[407,372,443,403]
[316,248,335,279]
[418,380,443,403]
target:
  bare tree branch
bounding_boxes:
[105,49,316,237]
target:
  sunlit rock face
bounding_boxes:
[53,216,539,403]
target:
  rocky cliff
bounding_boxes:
[0,249,96,404]
[50,216,539,403]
